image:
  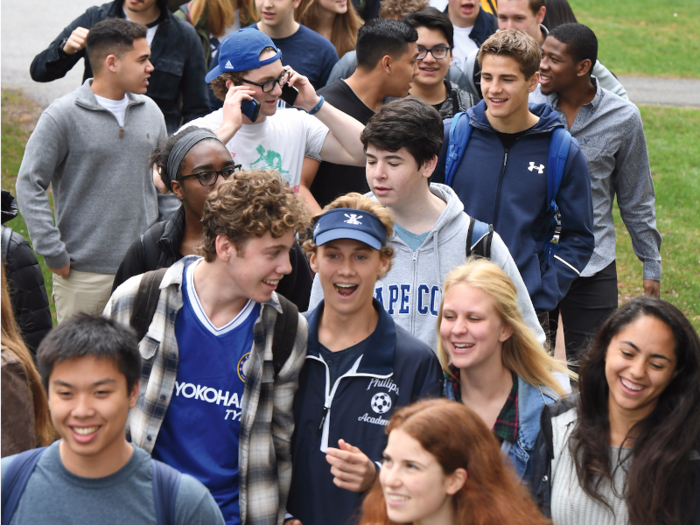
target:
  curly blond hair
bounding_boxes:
[201,170,310,261]
[302,193,395,272]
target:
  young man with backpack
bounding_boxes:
[1,314,224,525]
[532,24,661,367]
[288,193,443,525]
[104,170,310,525]
[433,29,594,335]
[308,97,544,351]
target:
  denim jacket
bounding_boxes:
[443,375,558,482]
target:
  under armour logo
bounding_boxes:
[225,60,234,69]
[528,162,545,174]
[344,213,363,225]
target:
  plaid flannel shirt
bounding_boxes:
[104,256,308,525]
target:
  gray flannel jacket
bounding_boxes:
[104,256,308,525]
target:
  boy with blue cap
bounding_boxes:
[288,193,442,525]
[183,27,366,200]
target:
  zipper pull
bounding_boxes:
[119,128,124,138]
[317,406,329,434]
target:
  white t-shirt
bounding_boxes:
[123,9,159,45]
[93,94,129,127]
[185,109,329,192]
[452,26,478,70]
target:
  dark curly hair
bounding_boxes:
[200,169,310,262]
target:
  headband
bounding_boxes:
[166,128,222,185]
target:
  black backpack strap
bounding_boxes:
[272,295,299,378]
[130,268,168,342]
[152,459,182,525]
[465,216,476,257]
[1,447,48,525]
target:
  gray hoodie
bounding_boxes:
[308,184,544,352]
[16,80,177,274]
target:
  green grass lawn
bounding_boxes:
[570,0,700,78]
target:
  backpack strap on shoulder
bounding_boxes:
[152,459,182,525]
[2,447,48,525]
[466,217,494,259]
[130,268,168,342]
[546,128,571,216]
[445,112,472,187]
[272,294,299,378]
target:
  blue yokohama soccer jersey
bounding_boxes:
[152,259,259,525]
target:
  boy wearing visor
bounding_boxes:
[288,194,442,525]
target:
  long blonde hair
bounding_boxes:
[295,0,362,58]
[437,258,575,396]
[1,267,54,446]
[189,0,259,37]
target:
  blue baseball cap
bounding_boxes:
[313,208,388,251]
[205,28,282,83]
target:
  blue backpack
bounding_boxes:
[444,112,572,263]
[1,447,182,525]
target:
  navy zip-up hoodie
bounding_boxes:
[434,100,594,312]
[288,300,442,525]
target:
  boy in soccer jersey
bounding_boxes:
[105,170,309,525]
[287,193,442,525]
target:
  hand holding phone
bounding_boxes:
[280,82,299,106]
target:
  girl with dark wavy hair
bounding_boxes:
[530,296,700,524]
[358,398,549,525]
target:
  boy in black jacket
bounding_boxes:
[287,193,442,525]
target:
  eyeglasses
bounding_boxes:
[241,69,291,93]
[417,46,451,60]
[176,164,242,186]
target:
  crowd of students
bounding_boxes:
[2,0,698,524]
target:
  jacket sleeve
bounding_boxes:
[592,61,628,100]
[177,23,210,125]
[29,8,98,82]
[412,349,444,401]
[489,232,546,344]
[4,231,52,355]
[15,113,70,270]
[325,51,356,87]
[1,358,36,457]
[613,107,662,281]
[534,140,595,312]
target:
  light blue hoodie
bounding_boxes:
[308,184,545,352]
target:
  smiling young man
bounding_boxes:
[531,23,661,368]
[17,18,178,324]
[289,194,442,525]
[433,30,594,337]
[308,97,544,350]
[404,7,476,119]
[304,18,419,211]
[1,314,224,525]
[30,0,209,133]
[105,171,310,525]
[184,27,365,198]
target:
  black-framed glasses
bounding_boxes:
[417,45,451,60]
[176,164,242,186]
[241,69,291,93]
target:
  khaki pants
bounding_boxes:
[53,270,115,324]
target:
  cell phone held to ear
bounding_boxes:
[280,83,299,106]
[241,98,260,122]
